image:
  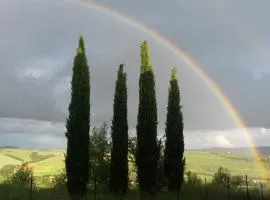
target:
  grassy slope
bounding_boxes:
[185,151,263,179]
[0,148,268,180]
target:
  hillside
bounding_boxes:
[0,148,269,181]
[0,148,65,177]
[199,146,270,156]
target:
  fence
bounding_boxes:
[18,174,268,200]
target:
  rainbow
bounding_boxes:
[65,0,268,180]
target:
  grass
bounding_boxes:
[0,154,21,169]
[185,151,266,179]
[0,148,269,181]
[0,148,65,177]
[0,148,269,199]
[33,157,65,176]
[0,183,268,200]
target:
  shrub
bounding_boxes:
[185,171,202,185]
[6,162,34,186]
[230,175,244,187]
[89,123,111,191]
[54,170,67,189]
[212,167,230,187]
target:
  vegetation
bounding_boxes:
[164,68,185,191]
[136,41,159,195]
[0,38,269,200]
[89,123,110,190]
[65,36,91,199]
[110,64,129,195]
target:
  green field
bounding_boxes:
[0,148,268,181]
[0,148,269,199]
[0,148,65,177]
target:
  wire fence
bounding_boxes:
[15,174,267,200]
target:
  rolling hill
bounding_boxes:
[0,147,269,183]
[199,146,270,156]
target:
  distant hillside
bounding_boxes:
[0,146,19,149]
[198,146,270,156]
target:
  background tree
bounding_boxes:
[89,123,110,190]
[136,41,159,195]
[65,36,90,200]
[110,64,129,195]
[164,68,185,191]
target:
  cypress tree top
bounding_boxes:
[140,41,152,73]
[171,67,177,80]
[78,34,85,52]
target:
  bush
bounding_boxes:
[89,123,111,191]
[5,162,34,186]
[185,171,202,185]
[230,175,244,187]
[54,170,67,189]
[212,167,230,187]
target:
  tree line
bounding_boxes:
[65,36,185,199]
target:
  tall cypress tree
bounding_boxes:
[164,68,185,191]
[110,64,129,195]
[136,41,158,194]
[65,35,90,200]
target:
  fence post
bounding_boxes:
[29,175,33,200]
[93,157,97,200]
[178,184,180,200]
[94,171,97,200]
[245,175,249,200]
[260,182,264,200]
[205,177,208,200]
[181,190,184,200]
[227,175,230,200]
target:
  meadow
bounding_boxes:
[0,148,268,182]
[0,148,269,199]
[0,148,267,180]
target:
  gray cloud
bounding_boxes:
[0,118,269,149]
[0,0,270,147]
[0,0,239,131]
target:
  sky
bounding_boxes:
[0,0,270,149]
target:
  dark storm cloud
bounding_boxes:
[0,0,270,151]
[97,0,270,128]
[0,0,239,131]
[1,118,269,149]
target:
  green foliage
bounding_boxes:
[128,137,137,165]
[136,40,159,194]
[89,123,110,190]
[110,64,129,195]
[54,169,67,189]
[164,68,185,190]
[128,136,137,187]
[155,139,168,191]
[185,171,202,185]
[5,162,33,186]
[65,35,90,199]
[230,175,244,187]
[212,167,230,187]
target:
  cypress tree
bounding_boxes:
[110,64,129,195]
[136,41,158,195]
[164,68,185,191]
[65,35,90,200]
